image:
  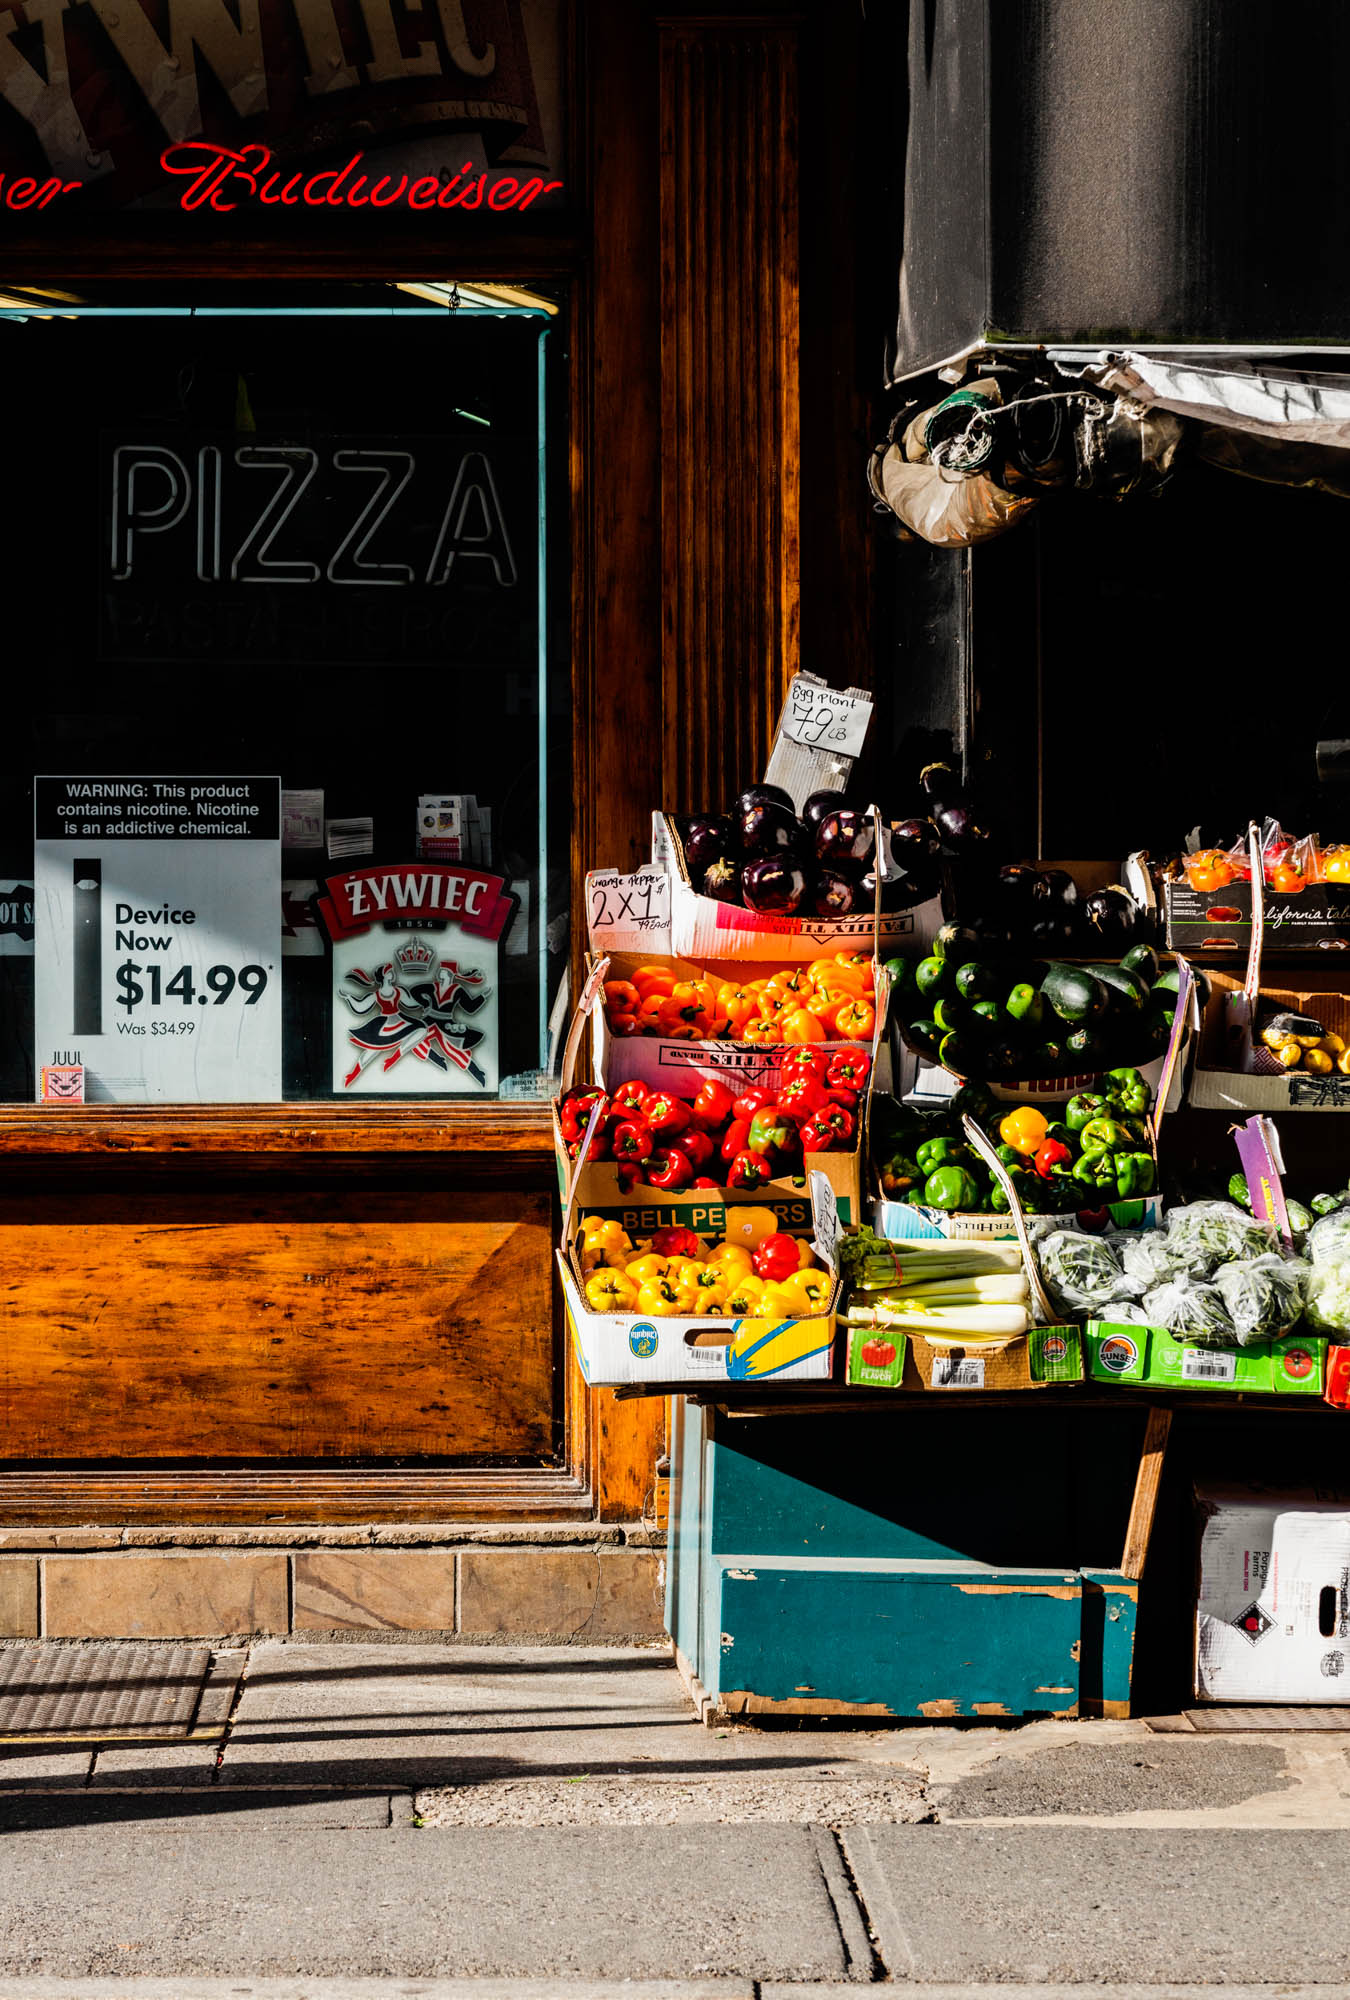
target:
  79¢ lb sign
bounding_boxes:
[33,776,281,1104]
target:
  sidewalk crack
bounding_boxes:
[811,1823,887,1983]
[209,1643,254,1785]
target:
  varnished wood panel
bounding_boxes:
[0,1469,591,1524]
[0,1193,553,1462]
[0,1104,553,1161]
[659,18,800,811]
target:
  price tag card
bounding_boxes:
[33,776,282,1104]
[781,677,873,758]
[586,869,672,951]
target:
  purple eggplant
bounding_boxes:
[738,799,805,858]
[683,814,734,878]
[891,816,942,861]
[734,784,795,819]
[919,762,963,808]
[801,789,857,829]
[741,853,806,915]
[933,801,991,849]
[996,863,1040,901]
[814,806,875,873]
[701,856,743,904]
[1079,886,1142,949]
[1031,867,1079,910]
[812,867,857,918]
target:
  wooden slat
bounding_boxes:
[659,18,800,812]
[0,1104,553,1160]
[0,1468,592,1524]
[0,1191,554,1461]
[1122,1405,1174,1581]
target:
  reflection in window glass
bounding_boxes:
[0,296,569,1104]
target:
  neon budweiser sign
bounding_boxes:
[0,0,556,211]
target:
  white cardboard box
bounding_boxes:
[1195,1484,1350,1703]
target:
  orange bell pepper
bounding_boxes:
[834,998,876,1041]
[717,984,760,1033]
[741,1015,787,1044]
[632,967,676,1000]
[805,992,848,1035]
[636,993,670,1032]
[765,967,813,1004]
[660,995,715,1036]
[1184,850,1236,894]
[756,989,796,1023]
[604,980,641,1014]
[781,1007,826,1042]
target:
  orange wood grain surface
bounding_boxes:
[0,1192,554,1462]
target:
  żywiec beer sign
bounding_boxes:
[0,0,562,213]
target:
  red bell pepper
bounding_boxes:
[615,1161,642,1195]
[646,1147,694,1190]
[720,1118,751,1162]
[778,1074,829,1121]
[652,1225,702,1259]
[609,1078,651,1117]
[611,1117,655,1163]
[558,1086,605,1143]
[814,1103,855,1145]
[732,1087,774,1123]
[645,1092,691,1137]
[826,1048,871,1091]
[799,1113,837,1152]
[1033,1138,1074,1180]
[727,1149,772,1191]
[825,1086,859,1114]
[693,1078,736,1127]
[780,1046,831,1083]
[673,1127,715,1171]
[691,1176,720,1189]
[751,1233,801,1282]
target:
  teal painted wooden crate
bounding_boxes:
[666,1400,1139,1720]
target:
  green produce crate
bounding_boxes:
[1084,1322,1327,1394]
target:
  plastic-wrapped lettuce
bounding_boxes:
[1303,1262,1350,1334]
[1308,1211,1350,1267]
[1038,1231,1136,1315]
[1163,1201,1271,1277]
[1141,1278,1236,1348]
[1212,1254,1309,1348]
[1118,1228,1183,1292]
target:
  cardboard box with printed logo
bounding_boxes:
[1194,1484,1350,1702]
[1084,1323,1327,1395]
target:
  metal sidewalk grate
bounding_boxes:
[0,1645,233,1742]
[1184,1705,1350,1731]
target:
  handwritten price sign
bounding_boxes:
[586,870,672,950]
[781,678,873,758]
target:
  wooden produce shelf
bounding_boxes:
[0,1103,554,1162]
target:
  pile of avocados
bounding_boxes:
[890,923,1193,1079]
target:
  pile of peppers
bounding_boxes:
[873,1070,1157,1217]
[601,954,877,1045]
[558,1044,871,1192]
[578,1216,831,1320]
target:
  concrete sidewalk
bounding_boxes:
[2,1644,1350,1988]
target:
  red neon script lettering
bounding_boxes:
[158,145,563,216]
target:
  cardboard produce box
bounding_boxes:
[1165,875,1350,954]
[653,812,941,965]
[1194,1485,1350,1702]
[1084,1322,1327,1395]
[844,1321,1082,1391]
[560,1173,841,1389]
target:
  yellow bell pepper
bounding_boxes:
[722,1274,767,1316]
[585,1269,638,1313]
[999,1106,1048,1156]
[689,1266,729,1306]
[582,1217,632,1255]
[636,1277,699,1317]
[774,1268,831,1316]
[706,1242,752,1276]
[626,1253,675,1286]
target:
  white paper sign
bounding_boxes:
[33,776,281,1104]
[585,869,672,950]
[781,677,873,758]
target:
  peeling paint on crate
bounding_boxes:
[726,1568,758,1580]
[918,1698,961,1717]
[972,1702,1012,1716]
[1071,1640,1082,1660]
[720,1689,899,1718]
[1037,1685,1075,1694]
[720,1632,734,1649]
[954,1582,1079,1600]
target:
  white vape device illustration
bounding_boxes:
[72,859,101,1036]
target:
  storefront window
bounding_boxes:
[0,286,568,1104]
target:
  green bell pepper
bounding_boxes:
[1105,1067,1151,1116]
[1078,1116,1133,1156]
[1065,1091,1109,1134]
[1114,1152,1156,1199]
[923,1164,981,1212]
[1072,1150,1122,1193]
[915,1136,973,1176]
[879,1154,923,1197]
[994,1144,1023,1169]
[1227,1171,1253,1211]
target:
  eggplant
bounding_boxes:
[734,784,794,818]
[682,814,734,878]
[890,816,942,860]
[741,853,806,915]
[1031,867,1079,910]
[812,867,858,918]
[996,863,1041,901]
[1078,885,1142,950]
[814,806,875,873]
[801,788,857,828]
[701,856,743,903]
[737,799,805,858]
[1029,914,1076,951]
[919,762,963,808]
[933,801,991,848]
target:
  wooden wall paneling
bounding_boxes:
[0,1191,555,1462]
[659,17,800,813]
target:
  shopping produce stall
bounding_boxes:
[555,695,1350,1721]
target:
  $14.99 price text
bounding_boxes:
[115,961,270,1014]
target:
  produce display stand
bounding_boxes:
[663,1385,1346,1724]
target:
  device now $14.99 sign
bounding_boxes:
[33,777,282,1104]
